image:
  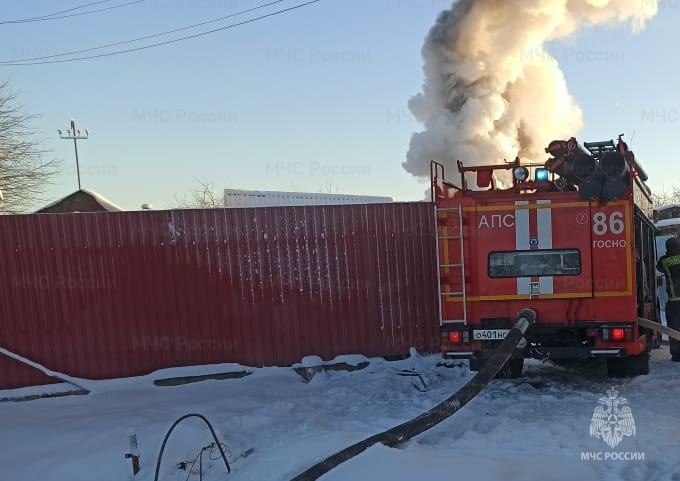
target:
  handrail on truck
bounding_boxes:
[430,160,462,202]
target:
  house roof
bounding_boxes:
[36,189,123,213]
[656,218,680,229]
[655,204,680,212]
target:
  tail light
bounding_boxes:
[601,327,632,342]
[610,328,626,342]
[442,330,470,344]
[448,331,462,343]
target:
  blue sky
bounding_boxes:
[0,0,677,210]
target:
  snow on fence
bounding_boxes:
[0,203,439,389]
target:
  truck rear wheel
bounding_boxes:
[606,352,649,378]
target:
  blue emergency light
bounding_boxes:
[535,168,550,182]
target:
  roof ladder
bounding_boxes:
[435,205,467,326]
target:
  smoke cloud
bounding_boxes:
[405,0,658,183]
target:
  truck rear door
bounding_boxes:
[473,199,594,300]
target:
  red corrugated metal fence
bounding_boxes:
[0,202,439,389]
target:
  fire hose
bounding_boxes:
[638,317,680,342]
[152,413,230,481]
[288,309,538,481]
[286,316,680,481]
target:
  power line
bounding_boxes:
[0,0,145,25]
[8,0,145,24]
[1,0,322,66]
[1,0,286,64]
[0,0,114,23]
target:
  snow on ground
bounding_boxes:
[1,349,679,481]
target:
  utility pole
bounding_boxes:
[58,119,89,190]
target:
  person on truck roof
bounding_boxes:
[658,236,680,362]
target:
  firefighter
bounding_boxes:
[658,236,680,362]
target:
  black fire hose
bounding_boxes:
[289,309,537,481]
[153,413,230,481]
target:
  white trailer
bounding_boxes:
[224,189,393,208]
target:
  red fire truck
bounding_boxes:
[434,135,661,378]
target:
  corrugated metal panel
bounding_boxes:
[0,203,439,389]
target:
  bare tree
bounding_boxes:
[174,180,223,208]
[0,81,58,213]
[653,186,680,209]
[318,180,339,194]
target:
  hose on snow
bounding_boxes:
[153,413,230,481]
[288,309,537,481]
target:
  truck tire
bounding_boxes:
[606,352,649,378]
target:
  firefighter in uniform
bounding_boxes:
[658,237,680,362]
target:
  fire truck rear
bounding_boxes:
[434,135,661,378]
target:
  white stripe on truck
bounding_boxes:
[515,201,531,295]
[537,200,554,295]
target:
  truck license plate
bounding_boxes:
[473,329,510,341]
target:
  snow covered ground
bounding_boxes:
[1,349,679,481]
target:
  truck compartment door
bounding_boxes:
[475,200,594,300]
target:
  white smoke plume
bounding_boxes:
[405,0,658,183]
